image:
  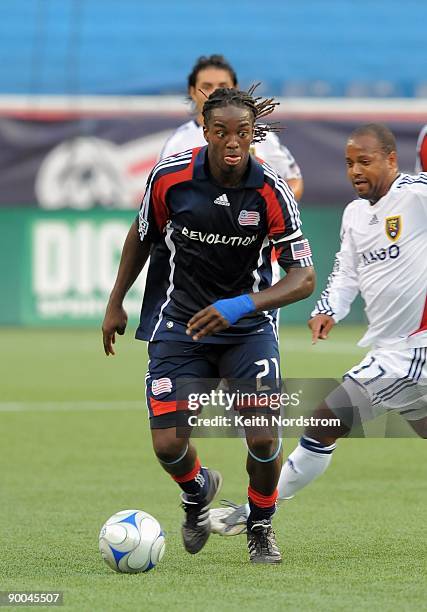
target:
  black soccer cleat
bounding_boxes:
[181,469,222,554]
[247,520,282,564]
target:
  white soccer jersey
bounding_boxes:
[159,120,302,180]
[313,173,427,350]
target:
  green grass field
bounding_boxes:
[1,326,426,611]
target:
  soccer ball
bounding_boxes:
[99,509,165,573]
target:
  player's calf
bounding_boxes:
[152,429,223,554]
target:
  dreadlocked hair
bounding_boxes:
[202,84,281,143]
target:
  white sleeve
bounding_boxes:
[257,133,302,180]
[159,122,205,160]
[159,133,182,160]
[311,206,359,322]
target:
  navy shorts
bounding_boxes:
[146,339,281,428]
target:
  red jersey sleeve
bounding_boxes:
[258,164,303,244]
[137,151,195,242]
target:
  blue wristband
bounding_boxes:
[212,294,256,325]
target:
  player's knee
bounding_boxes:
[304,401,348,444]
[151,431,187,464]
[408,417,427,438]
[247,436,279,460]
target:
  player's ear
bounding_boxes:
[387,150,398,169]
[203,125,210,143]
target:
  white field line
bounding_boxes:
[0,401,143,413]
[1,342,364,413]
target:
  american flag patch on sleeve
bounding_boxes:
[291,239,313,266]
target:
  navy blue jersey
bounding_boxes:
[135,146,311,344]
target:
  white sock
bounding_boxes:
[278,437,336,500]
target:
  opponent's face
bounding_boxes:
[203,105,254,178]
[345,134,398,203]
[189,67,236,115]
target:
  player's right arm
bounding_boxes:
[102,162,169,355]
[102,221,151,356]
[309,204,359,343]
[308,313,336,344]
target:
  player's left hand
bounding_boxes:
[186,306,230,341]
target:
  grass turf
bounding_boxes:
[1,326,426,611]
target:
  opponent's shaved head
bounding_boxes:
[349,124,397,156]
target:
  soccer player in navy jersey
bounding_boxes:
[102,88,315,564]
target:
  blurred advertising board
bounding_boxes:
[0,207,366,327]
[0,209,145,326]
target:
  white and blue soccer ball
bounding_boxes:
[99,509,165,573]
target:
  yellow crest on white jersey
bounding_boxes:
[385,215,402,241]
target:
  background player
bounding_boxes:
[415,124,427,172]
[102,88,315,563]
[210,123,427,535]
[160,54,304,200]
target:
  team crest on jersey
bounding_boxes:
[238,210,260,226]
[152,378,172,396]
[385,215,401,241]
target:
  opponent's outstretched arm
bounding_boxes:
[309,207,359,344]
[102,220,151,355]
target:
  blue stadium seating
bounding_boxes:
[0,0,426,96]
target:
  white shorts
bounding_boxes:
[328,347,427,423]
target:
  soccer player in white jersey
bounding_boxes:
[210,123,427,536]
[160,54,304,200]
